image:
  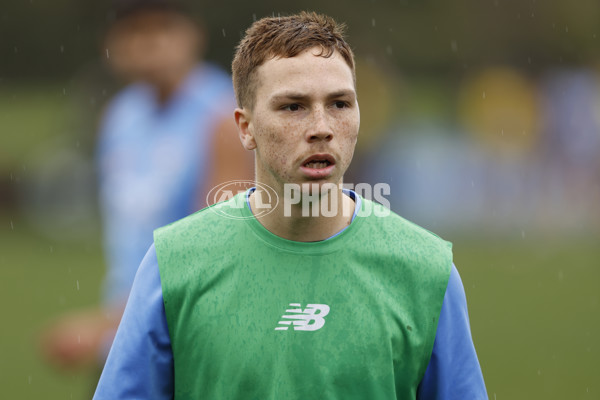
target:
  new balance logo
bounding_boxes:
[275,303,330,331]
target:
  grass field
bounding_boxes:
[0,214,104,399]
[453,236,599,400]
[1,212,598,399]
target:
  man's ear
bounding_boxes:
[234,107,257,150]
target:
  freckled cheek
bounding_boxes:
[336,117,360,142]
[261,121,293,144]
[336,118,359,165]
[256,127,294,167]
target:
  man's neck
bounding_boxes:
[248,187,355,242]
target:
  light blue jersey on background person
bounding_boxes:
[97,63,235,306]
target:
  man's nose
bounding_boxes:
[306,107,333,142]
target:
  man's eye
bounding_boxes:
[284,104,301,111]
[334,101,349,109]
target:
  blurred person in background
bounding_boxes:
[537,68,600,230]
[39,0,252,371]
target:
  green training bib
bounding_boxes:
[155,193,452,399]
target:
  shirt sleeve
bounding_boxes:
[93,244,174,400]
[417,264,488,400]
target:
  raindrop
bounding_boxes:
[471,180,475,188]
[565,25,569,33]
[78,335,81,344]
[222,28,226,37]
[63,88,66,95]
[60,45,64,53]
[28,376,32,385]
[49,246,53,253]
[252,13,257,22]
[386,46,392,55]
[521,230,525,239]
[537,369,541,375]
[482,91,486,99]
[105,48,110,59]
[10,220,14,230]
[528,56,532,64]
[14,46,18,53]
[76,280,80,291]
[371,18,376,27]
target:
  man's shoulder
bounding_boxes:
[357,200,453,276]
[355,198,452,306]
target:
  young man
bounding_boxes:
[94,12,488,399]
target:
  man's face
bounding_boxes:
[244,48,360,193]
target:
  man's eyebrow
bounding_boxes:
[269,89,356,103]
[269,92,309,102]
[326,90,356,100]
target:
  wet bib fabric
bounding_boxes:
[155,193,452,400]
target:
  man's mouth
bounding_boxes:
[304,160,332,169]
[302,154,335,169]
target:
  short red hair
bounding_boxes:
[232,11,355,109]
